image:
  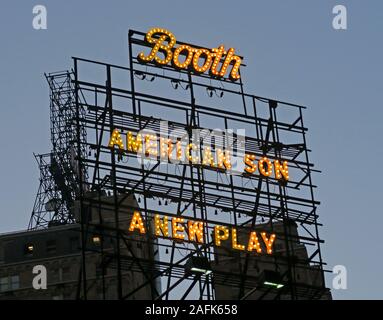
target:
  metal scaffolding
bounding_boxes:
[29,29,329,300]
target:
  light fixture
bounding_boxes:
[179,82,189,90]
[185,256,212,275]
[263,281,284,289]
[134,70,146,80]
[171,79,179,89]
[24,243,34,255]
[260,270,284,289]
[146,75,155,82]
[206,86,215,97]
[92,235,101,245]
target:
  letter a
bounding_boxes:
[332,265,347,289]
[32,265,47,289]
[32,5,47,30]
[332,5,347,30]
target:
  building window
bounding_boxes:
[70,237,79,251]
[96,266,107,277]
[0,275,19,292]
[62,266,71,281]
[51,268,60,283]
[0,277,9,292]
[46,240,56,254]
[10,275,19,290]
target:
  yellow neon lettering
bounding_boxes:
[192,49,213,73]
[138,28,176,65]
[172,217,185,240]
[219,47,241,80]
[244,154,257,173]
[155,214,169,237]
[127,131,142,152]
[202,147,216,167]
[217,149,231,170]
[144,134,157,157]
[210,46,225,76]
[173,45,194,69]
[261,232,276,255]
[187,220,204,243]
[232,228,245,251]
[259,157,273,177]
[108,129,124,150]
[186,143,199,164]
[247,231,262,253]
[214,225,229,246]
[129,211,146,234]
[274,160,289,180]
[138,28,241,80]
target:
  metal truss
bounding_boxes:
[29,29,329,300]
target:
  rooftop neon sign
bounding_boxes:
[137,28,242,81]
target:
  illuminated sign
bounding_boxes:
[129,211,276,254]
[108,129,290,181]
[138,28,242,81]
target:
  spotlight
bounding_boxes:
[134,71,146,80]
[171,79,179,89]
[206,86,215,97]
[24,244,34,255]
[92,235,101,246]
[260,270,284,289]
[185,256,212,275]
[179,82,189,90]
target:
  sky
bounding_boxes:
[0,0,382,300]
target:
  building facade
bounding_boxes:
[0,194,158,300]
[212,220,332,300]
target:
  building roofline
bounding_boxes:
[0,223,80,239]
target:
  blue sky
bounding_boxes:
[0,0,382,299]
